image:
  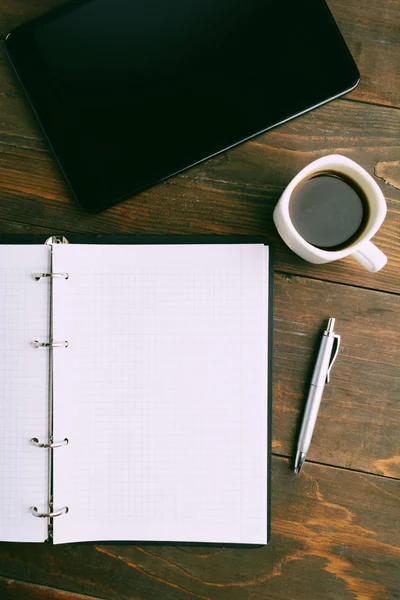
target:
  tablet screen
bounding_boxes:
[6,0,359,211]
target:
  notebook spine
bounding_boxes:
[30,237,70,538]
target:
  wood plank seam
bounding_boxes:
[340,96,400,112]
[271,451,400,481]
[274,271,400,297]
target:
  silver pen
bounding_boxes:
[294,318,341,473]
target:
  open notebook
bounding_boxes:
[0,236,272,545]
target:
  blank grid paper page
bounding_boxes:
[0,246,49,542]
[52,244,268,544]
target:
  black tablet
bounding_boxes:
[6,0,359,212]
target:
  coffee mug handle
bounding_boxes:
[351,240,387,272]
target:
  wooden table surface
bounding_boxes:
[0,1,399,599]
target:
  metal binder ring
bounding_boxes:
[30,506,69,518]
[33,340,69,348]
[30,437,69,448]
[33,272,69,281]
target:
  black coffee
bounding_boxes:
[289,171,369,250]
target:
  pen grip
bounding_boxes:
[298,333,335,451]
[298,385,324,451]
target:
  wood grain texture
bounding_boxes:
[0,457,398,600]
[330,0,400,108]
[273,274,400,477]
[0,0,399,108]
[0,577,98,600]
[0,2,399,599]
[0,44,399,293]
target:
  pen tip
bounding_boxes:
[294,452,306,474]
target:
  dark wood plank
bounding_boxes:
[1,0,399,108]
[0,457,398,600]
[0,577,97,600]
[0,45,399,293]
[0,218,66,234]
[273,274,400,477]
[331,0,400,108]
[0,1,69,37]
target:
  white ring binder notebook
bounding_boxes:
[0,234,272,545]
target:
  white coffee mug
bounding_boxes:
[273,155,387,272]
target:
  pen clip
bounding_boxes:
[326,334,341,383]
